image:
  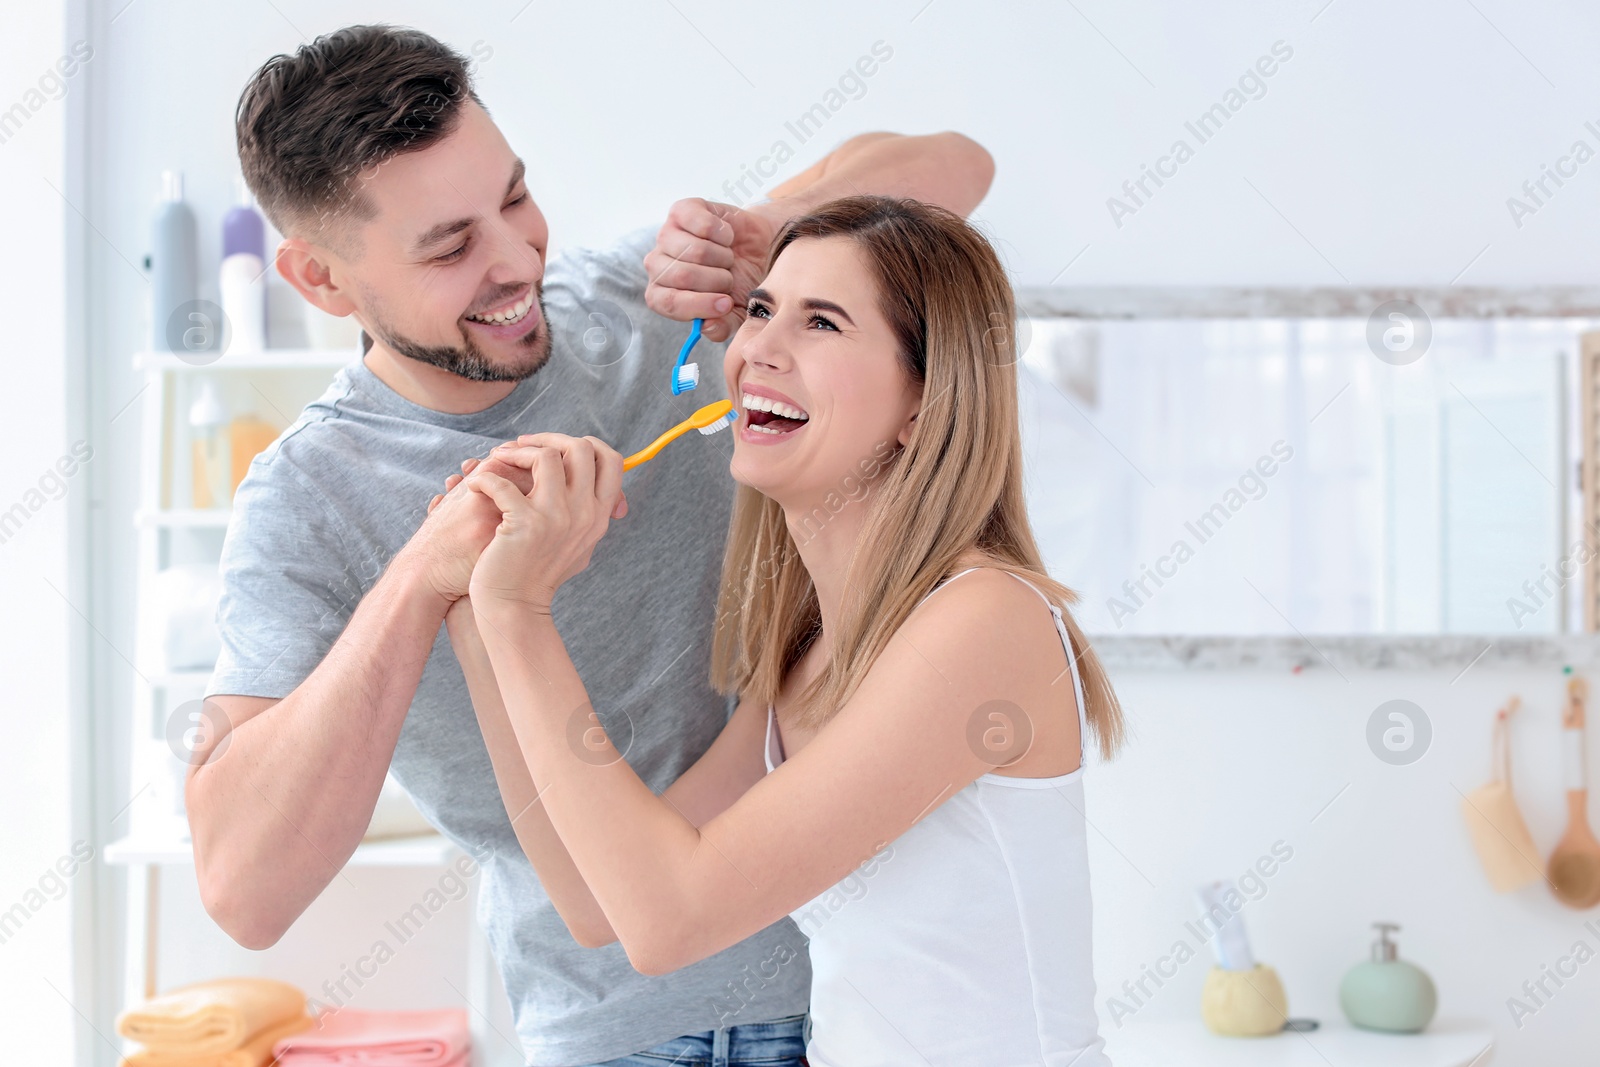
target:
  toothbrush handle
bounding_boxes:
[623,417,694,471]
[623,400,732,470]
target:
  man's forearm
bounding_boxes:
[189,550,450,948]
[758,131,994,224]
[641,130,993,340]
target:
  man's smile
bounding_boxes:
[466,288,536,325]
[463,287,542,341]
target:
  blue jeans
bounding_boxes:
[584,1012,807,1066]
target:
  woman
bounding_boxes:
[432,196,1124,1065]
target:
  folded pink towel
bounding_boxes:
[272,1008,469,1066]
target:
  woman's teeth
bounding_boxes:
[740,392,810,437]
[467,293,534,325]
[740,393,809,421]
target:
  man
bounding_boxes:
[190,24,992,1066]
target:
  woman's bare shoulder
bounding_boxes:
[898,562,1080,774]
[899,562,1060,676]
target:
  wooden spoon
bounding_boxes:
[1549,676,1600,909]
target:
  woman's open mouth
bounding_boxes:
[741,391,810,440]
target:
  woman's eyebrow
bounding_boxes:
[746,288,856,326]
[802,298,855,326]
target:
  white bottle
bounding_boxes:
[220,254,265,353]
[220,180,267,353]
[189,380,231,510]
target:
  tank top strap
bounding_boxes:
[912,566,985,610]
[911,566,1090,764]
[999,572,1090,765]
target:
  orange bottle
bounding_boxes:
[228,415,280,498]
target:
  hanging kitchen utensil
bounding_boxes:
[1548,676,1600,909]
[1460,696,1542,893]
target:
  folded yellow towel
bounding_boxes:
[116,978,308,1057]
[119,1014,314,1067]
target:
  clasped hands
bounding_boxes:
[415,433,629,621]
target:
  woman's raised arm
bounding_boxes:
[433,458,773,948]
[472,556,1040,976]
[449,597,778,947]
[458,434,1066,977]
[446,596,616,946]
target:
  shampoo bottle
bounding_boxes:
[150,170,199,352]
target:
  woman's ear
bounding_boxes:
[896,409,919,448]
[895,381,924,447]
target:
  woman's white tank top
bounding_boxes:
[762,568,1111,1066]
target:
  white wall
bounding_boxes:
[0,0,87,1062]
[1090,668,1591,1064]
[82,1,1600,1064]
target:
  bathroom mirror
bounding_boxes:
[1011,288,1598,661]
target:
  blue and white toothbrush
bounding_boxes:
[670,318,704,395]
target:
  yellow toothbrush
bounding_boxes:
[622,399,736,471]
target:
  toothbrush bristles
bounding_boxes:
[697,411,737,435]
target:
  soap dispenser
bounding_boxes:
[1339,922,1437,1033]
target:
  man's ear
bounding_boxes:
[275,237,358,318]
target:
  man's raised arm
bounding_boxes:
[764,130,994,220]
[646,131,995,340]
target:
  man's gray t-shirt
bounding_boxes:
[207,228,810,1064]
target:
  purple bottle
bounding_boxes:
[223,177,265,259]
[221,178,268,349]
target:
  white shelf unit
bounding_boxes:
[133,508,233,529]
[104,832,460,868]
[114,345,500,1064]
[132,349,363,372]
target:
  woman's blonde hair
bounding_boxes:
[709,196,1124,759]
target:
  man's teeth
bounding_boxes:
[467,293,534,325]
[740,393,809,421]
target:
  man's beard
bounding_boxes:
[368,288,554,383]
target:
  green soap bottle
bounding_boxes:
[1339,922,1437,1033]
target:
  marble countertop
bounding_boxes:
[1088,633,1600,673]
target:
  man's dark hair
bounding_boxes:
[236,24,482,245]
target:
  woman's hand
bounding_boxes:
[465,434,629,616]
